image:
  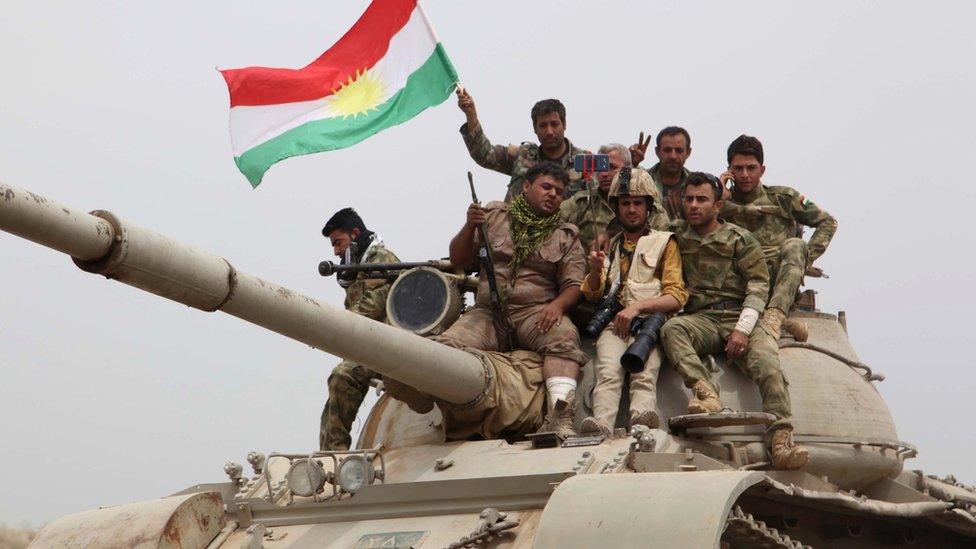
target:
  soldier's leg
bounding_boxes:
[629,347,662,426]
[721,321,793,432]
[660,313,725,388]
[589,327,629,428]
[320,360,376,451]
[661,313,727,414]
[768,238,808,314]
[432,307,500,352]
[513,306,588,437]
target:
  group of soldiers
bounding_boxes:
[319,88,838,471]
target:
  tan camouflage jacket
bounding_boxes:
[670,220,770,313]
[559,175,670,253]
[343,242,400,322]
[647,162,691,220]
[460,122,589,202]
[721,184,837,266]
[475,201,586,309]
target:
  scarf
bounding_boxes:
[337,231,380,288]
[508,195,560,274]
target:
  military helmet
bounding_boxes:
[608,168,656,201]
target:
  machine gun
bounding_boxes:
[319,258,476,336]
[468,171,514,351]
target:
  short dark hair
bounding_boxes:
[656,126,691,149]
[530,99,566,126]
[322,207,367,237]
[525,161,569,186]
[683,172,723,201]
[727,134,764,165]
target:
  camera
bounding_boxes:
[573,154,610,174]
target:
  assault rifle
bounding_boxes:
[468,171,513,351]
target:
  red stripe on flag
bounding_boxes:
[221,0,417,107]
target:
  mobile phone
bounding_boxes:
[573,154,610,173]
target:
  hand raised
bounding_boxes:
[588,249,606,272]
[456,86,476,116]
[628,131,652,167]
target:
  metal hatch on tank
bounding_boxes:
[4,180,976,548]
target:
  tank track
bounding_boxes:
[723,506,811,549]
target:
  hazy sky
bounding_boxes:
[2,1,975,525]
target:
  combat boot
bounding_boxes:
[687,380,723,414]
[540,390,577,439]
[770,428,810,470]
[762,308,786,340]
[782,317,809,342]
[631,410,661,430]
[580,416,612,437]
[382,377,434,414]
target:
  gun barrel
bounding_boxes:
[0,181,486,405]
[319,260,454,277]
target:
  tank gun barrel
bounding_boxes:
[0,181,486,405]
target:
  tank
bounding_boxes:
[3,180,976,548]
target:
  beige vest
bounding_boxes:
[606,231,673,306]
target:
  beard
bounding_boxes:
[620,217,647,233]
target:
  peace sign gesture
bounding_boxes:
[629,131,652,167]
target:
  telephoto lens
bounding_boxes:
[620,313,667,373]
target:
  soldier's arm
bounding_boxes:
[555,234,587,310]
[459,123,518,175]
[348,247,400,319]
[348,279,392,320]
[736,232,771,313]
[449,202,488,269]
[789,191,838,265]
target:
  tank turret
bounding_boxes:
[5,179,976,548]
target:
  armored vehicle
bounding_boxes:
[3,180,976,548]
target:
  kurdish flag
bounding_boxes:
[221,0,459,187]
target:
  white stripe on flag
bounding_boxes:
[229,7,439,157]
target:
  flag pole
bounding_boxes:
[415,0,461,88]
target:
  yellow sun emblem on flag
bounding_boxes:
[329,69,386,119]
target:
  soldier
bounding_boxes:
[319,208,400,451]
[559,144,669,253]
[437,162,588,438]
[456,87,589,201]
[719,135,838,341]
[578,168,688,436]
[660,173,809,470]
[630,127,693,220]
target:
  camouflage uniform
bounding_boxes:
[558,170,670,253]
[460,122,589,202]
[320,241,400,451]
[647,162,690,220]
[721,184,837,313]
[435,201,589,366]
[660,220,793,432]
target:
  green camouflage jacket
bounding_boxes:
[670,220,770,313]
[647,162,691,220]
[721,184,837,265]
[344,241,400,322]
[460,122,589,202]
[559,176,670,252]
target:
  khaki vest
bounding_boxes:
[606,231,673,306]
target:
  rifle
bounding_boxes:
[318,259,479,293]
[468,171,514,351]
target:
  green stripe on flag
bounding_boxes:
[235,44,458,187]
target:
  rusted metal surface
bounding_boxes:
[30,492,224,548]
[0,181,113,261]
